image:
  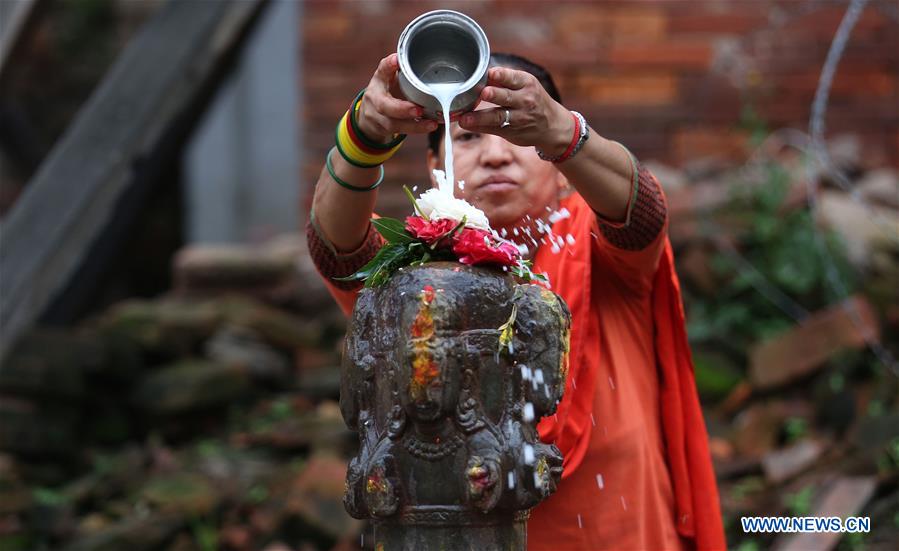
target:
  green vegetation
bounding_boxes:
[687,162,857,355]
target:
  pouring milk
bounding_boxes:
[426,82,465,196]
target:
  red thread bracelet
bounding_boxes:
[553,112,580,164]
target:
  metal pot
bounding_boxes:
[397,10,490,121]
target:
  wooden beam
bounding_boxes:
[0,0,267,360]
[0,0,48,87]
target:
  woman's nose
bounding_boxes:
[480,134,513,166]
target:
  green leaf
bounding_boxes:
[509,259,548,283]
[334,243,408,282]
[497,302,518,354]
[372,217,413,244]
[411,251,431,267]
[404,185,428,220]
[362,244,413,288]
[452,216,467,235]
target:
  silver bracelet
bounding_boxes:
[536,111,590,163]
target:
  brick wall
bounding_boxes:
[300,0,899,218]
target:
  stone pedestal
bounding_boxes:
[340,262,571,550]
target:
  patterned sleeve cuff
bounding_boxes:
[594,163,667,251]
[305,210,385,291]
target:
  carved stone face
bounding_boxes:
[398,284,462,423]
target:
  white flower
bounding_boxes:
[416,188,491,231]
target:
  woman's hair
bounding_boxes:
[426,53,562,153]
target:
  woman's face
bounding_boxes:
[426,101,567,234]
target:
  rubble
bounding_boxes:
[749,295,880,389]
[0,243,352,549]
[761,438,828,483]
[775,476,877,551]
[817,190,899,267]
[666,140,898,549]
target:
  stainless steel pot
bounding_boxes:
[397,10,490,121]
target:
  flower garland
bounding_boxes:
[337,186,547,288]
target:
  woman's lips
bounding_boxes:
[479,181,518,193]
[478,176,518,193]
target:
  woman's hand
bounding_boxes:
[356,54,439,143]
[458,67,574,156]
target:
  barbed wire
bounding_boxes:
[805,0,898,375]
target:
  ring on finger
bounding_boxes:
[500,109,511,128]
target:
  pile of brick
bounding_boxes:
[658,142,899,550]
[0,237,365,550]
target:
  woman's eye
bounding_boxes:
[457,131,480,142]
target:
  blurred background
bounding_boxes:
[0,0,897,549]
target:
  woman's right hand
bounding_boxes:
[356,54,438,143]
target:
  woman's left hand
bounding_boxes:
[458,67,574,156]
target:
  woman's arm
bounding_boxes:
[310,54,437,252]
[458,67,661,240]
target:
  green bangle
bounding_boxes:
[350,88,406,150]
[326,147,383,192]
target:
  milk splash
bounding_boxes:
[426,81,464,195]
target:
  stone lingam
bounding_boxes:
[340,262,571,550]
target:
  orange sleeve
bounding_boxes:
[591,165,669,295]
[305,211,385,317]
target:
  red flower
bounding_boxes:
[452,228,519,266]
[405,216,458,245]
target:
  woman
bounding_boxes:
[306,52,726,551]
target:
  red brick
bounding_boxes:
[298,2,898,175]
[776,70,897,99]
[303,13,351,42]
[608,41,713,70]
[552,6,611,48]
[749,295,881,390]
[552,5,667,47]
[576,73,678,106]
[605,7,667,43]
[669,12,766,35]
[671,128,748,164]
[791,6,890,35]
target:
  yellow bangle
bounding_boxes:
[334,89,405,167]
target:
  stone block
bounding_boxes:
[139,472,219,516]
[285,453,362,542]
[173,233,334,314]
[63,514,181,551]
[0,330,101,400]
[731,402,789,458]
[205,325,291,387]
[98,299,221,356]
[132,360,251,416]
[857,169,899,210]
[761,439,827,484]
[0,396,80,457]
[749,295,880,390]
[776,477,877,551]
[817,190,899,268]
